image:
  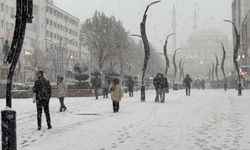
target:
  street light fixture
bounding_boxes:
[224,19,242,96]
[164,33,175,77]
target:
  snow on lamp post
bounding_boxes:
[224,20,242,96]
[2,0,33,149]
[139,0,161,102]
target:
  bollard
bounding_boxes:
[141,85,145,102]
[1,109,16,150]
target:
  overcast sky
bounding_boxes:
[54,0,233,52]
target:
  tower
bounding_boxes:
[193,8,198,31]
[172,5,177,51]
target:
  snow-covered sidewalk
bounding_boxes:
[1,89,250,150]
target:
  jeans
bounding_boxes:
[59,97,67,111]
[161,88,166,103]
[186,86,191,96]
[36,100,51,128]
[112,101,120,112]
[128,88,133,97]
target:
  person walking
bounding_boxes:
[127,77,134,97]
[110,78,123,113]
[162,75,169,103]
[2,40,9,64]
[183,74,193,96]
[57,77,67,112]
[33,71,52,130]
[153,73,161,102]
[102,77,110,99]
[91,76,102,99]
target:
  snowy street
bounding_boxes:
[1,89,250,150]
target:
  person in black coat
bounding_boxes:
[91,76,102,99]
[127,77,135,97]
[2,40,9,64]
[153,73,161,102]
[183,74,193,96]
[33,71,52,130]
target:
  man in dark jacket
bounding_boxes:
[33,71,52,130]
[91,76,102,99]
[127,77,134,97]
[2,40,9,64]
[183,74,193,96]
[153,73,161,102]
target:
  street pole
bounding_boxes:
[172,48,181,90]
[224,20,242,96]
[140,0,161,102]
[2,0,33,150]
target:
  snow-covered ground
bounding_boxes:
[1,89,250,150]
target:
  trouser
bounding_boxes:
[59,97,66,111]
[37,100,51,128]
[95,89,98,99]
[128,88,133,97]
[103,88,109,98]
[112,101,120,112]
[186,86,191,96]
[155,89,160,102]
[3,53,7,64]
[161,88,166,103]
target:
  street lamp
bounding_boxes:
[173,48,181,90]
[2,1,33,149]
[138,0,160,102]
[224,19,242,96]
[164,33,175,77]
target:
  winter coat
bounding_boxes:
[91,77,102,89]
[33,77,51,102]
[153,77,160,90]
[2,43,9,54]
[127,79,134,89]
[57,82,67,97]
[110,83,123,102]
[183,77,193,87]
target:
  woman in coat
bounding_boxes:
[57,77,67,112]
[110,78,123,113]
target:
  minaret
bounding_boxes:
[172,5,177,51]
[192,8,198,31]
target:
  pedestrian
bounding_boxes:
[57,77,67,112]
[2,40,9,64]
[110,78,123,113]
[153,73,161,102]
[91,75,102,99]
[158,74,166,103]
[183,74,193,96]
[102,77,110,99]
[33,71,52,130]
[127,76,134,97]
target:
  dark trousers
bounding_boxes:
[112,101,120,112]
[128,88,133,97]
[186,86,191,96]
[59,97,66,111]
[95,89,98,99]
[103,88,109,98]
[36,100,51,128]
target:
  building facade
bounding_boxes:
[0,0,80,81]
[232,0,250,82]
[180,28,232,79]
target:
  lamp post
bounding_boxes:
[173,48,181,90]
[212,52,219,88]
[2,0,33,149]
[132,0,160,102]
[224,20,242,96]
[218,41,227,91]
[163,33,175,77]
